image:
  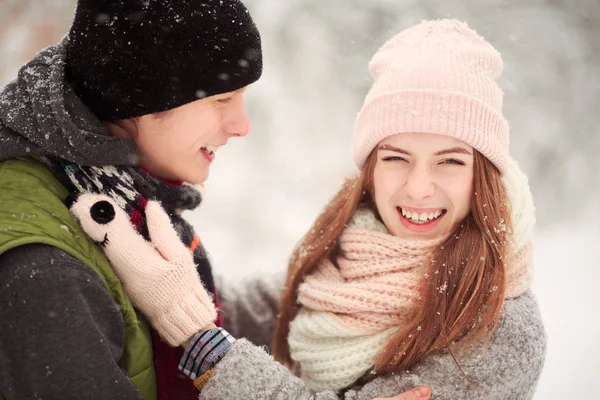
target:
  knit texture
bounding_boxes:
[66,0,263,120]
[0,32,219,399]
[70,193,218,347]
[51,160,217,400]
[0,42,139,166]
[179,328,236,380]
[201,290,546,400]
[353,19,509,173]
[289,158,535,391]
[502,158,536,297]
[41,159,219,400]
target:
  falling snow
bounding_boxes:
[1,2,599,399]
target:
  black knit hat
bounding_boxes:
[65,0,262,121]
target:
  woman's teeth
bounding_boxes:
[400,208,444,224]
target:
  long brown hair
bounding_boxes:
[273,149,512,377]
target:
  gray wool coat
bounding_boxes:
[202,274,546,400]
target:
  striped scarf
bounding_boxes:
[42,156,219,400]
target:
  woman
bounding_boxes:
[70,19,545,399]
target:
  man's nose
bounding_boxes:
[222,102,249,138]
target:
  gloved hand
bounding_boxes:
[70,193,217,347]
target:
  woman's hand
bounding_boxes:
[374,386,431,400]
[70,193,217,347]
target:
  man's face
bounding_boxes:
[132,88,250,184]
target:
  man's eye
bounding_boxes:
[217,97,233,104]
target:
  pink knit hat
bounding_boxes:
[353,19,509,173]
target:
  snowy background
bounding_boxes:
[2,0,599,398]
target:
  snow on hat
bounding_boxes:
[66,0,262,121]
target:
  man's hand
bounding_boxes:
[374,386,431,400]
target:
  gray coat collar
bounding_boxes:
[0,38,138,166]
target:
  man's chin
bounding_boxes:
[144,166,208,185]
[184,167,210,185]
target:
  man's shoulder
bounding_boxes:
[0,243,105,294]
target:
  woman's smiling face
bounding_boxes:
[372,132,474,240]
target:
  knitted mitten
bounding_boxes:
[70,193,217,346]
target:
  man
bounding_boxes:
[0,0,261,398]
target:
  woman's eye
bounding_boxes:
[441,159,465,166]
[217,97,233,104]
[382,156,407,162]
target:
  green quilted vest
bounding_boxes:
[0,158,157,400]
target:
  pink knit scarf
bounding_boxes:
[291,159,535,390]
[297,211,532,336]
